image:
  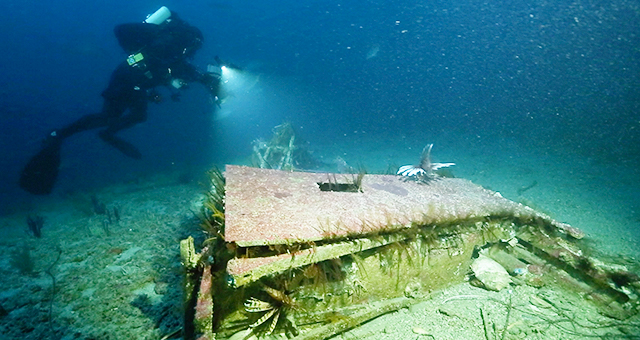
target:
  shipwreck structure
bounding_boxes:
[180,165,640,340]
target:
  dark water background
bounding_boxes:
[1,0,639,213]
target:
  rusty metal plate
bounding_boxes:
[224,165,541,247]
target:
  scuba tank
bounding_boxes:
[145,6,171,25]
[118,7,203,87]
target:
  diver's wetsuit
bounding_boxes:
[50,14,220,158]
[20,11,222,195]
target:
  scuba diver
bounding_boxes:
[20,7,224,195]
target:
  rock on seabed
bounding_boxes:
[471,255,512,291]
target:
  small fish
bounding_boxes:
[366,44,380,59]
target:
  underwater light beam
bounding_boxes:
[207,59,265,122]
[220,65,242,88]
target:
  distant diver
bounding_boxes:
[20,6,225,195]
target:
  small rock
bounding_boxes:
[404,280,423,299]
[527,264,544,275]
[471,255,511,291]
[412,327,435,339]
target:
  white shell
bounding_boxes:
[471,255,511,291]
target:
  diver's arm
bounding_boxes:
[172,62,219,92]
[180,62,222,99]
[168,62,222,108]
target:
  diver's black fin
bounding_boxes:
[19,140,62,195]
[98,132,142,159]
